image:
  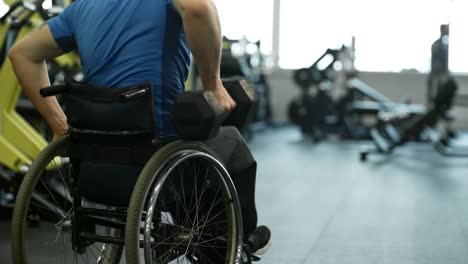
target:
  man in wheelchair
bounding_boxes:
[9,0,270,263]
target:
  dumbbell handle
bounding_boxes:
[203,90,232,116]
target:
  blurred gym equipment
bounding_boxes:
[0,0,81,208]
[288,43,420,141]
[191,36,273,137]
[359,77,468,161]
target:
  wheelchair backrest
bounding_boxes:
[60,80,160,206]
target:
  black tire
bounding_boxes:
[11,136,123,264]
[125,141,243,264]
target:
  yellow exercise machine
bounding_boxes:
[0,0,79,173]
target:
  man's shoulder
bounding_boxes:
[432,38,443,49]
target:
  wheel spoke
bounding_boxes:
[195,185,222,235]
[87,245,99,261]
[31,191,67,218]
[191,162,212,232]
[52,158,73,210]
[156,239,186,263]
[18,147,121,264]
[39,177,62,216]
[193,244,227,249]
[151,232,178,249]
[196,235,228,246]
[196,219,227,229]
[137,149,238,264]
[79,252,89,264]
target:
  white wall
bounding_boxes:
[268,70,468,129]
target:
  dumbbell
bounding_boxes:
[171,78,257,140]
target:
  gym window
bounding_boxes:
[0,0,55,17]
[278,0,467,74]
[214,0,274,55]
[449,0,468,74]
[0,1,8,17]
[278,0,354,70]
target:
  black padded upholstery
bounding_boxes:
[61,80,159,206]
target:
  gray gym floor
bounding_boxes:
[1,126,468,263]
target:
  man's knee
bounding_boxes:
[204,126,256,173]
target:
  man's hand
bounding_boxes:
[52,130,67,142]
[51,118,69,139]
[211,81,236,112]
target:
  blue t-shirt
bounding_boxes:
[48,0,191,137]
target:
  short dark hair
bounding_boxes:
[440,24,449,35]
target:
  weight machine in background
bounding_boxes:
[287,44,421,141]
[287,40,467,161]
[360,76,468,161]
[0,0,81,207]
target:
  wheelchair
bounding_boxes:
[11,80,244,263]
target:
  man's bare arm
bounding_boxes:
[9,23,68,137]
[173,0,235,111]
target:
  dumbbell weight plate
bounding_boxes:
[222,78,257,132]
[171,91,227,141]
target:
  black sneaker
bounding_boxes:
[247,225,272,256]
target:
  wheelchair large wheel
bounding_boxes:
[125,141,243,264]
[11,137,123,264]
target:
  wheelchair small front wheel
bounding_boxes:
[11,137,123,264]
[125,141,243,264]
